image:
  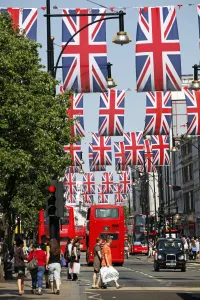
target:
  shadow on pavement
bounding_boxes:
[177,293,200,299]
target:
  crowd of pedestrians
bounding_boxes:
[3,235,62,296]
[181,235,200,260]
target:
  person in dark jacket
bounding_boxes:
[14,239,27,296]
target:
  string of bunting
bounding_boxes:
[0,4,199,11]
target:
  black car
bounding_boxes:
[154,238,186,272]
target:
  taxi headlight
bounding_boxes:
[178,255,184,260]
[158,254,164,260]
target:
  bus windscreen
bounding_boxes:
[95,208,119,218]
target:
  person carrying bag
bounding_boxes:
[27,242,46,295]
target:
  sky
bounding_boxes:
[2,0,200,202]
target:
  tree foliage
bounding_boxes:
[0,13,79,233]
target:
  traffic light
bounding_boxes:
[149,216,155,231]
[159,213,164,228]
[48,186,56,216]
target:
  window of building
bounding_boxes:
[181,141,192,156]
[182,164,193,183]
[184,191,194,212]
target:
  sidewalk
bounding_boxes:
[0,273,86,299]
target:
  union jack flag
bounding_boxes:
[67,93,85,137]
[83,173,95,194]
[136,6,181,92]
[62,8,107,93]
[102,172,113,194]
[98,193,109,204]
[124,132,144,166]
[143,139,155,173]
[64,142,82,166]
[151,135,170,166]
[84,194,93,206]
[119,172,130,194]
[63,173,77,194]
[197,5,200,47]
[88,143,106,172]
[98,184,104,194]
[114,142,127,171]
[65,166,80,173]
[98,90,125,136]
[92,133,112,166]
[0,8,38,41]
[114,185,126,205]
[144,92,172,135]
[65,191,76,205]
[183,88,200,135]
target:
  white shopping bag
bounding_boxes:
[100,266,119,283]
[68,263,73,274]
[72,262,80,274]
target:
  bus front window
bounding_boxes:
[133,234,147,246]
[95,208,119,218]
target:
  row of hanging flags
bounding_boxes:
[2,5,200,93]
[65,87,200,141]
[3,6,200,205]
[63,171,130,205]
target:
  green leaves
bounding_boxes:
[0,13,80,232]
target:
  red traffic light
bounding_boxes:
[48,186,56,193]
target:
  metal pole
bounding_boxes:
[167,168,171,237]
[143,153,149,253]
[153,172,157,227]
[46,0,52,73]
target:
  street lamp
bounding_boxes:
[190,64,200,90]
[112,11,132,45]
[80,151,85,165]
[45,1,130,79]
[116,162,122,174]
[106,62,117,89]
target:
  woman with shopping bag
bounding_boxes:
[71,238,80,281]
[101,236,121,289]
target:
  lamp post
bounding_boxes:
[45,0,131,79]
[190,64,200,90]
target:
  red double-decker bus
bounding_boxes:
[38,206,75,252]
[75,225,86,251]
[129,214,149,255]
[86,204,124,266]
[124,227,128,240]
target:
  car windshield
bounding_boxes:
[158,240,183,251]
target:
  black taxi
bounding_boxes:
[154,238,186,272]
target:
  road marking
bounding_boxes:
[85,292,101,299]
[86,287,200,292]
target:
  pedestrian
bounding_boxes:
[92,237,102,289]
[71,238,80,281]
[182,236,189,259]
[27,242,46,295]
[14,239,27,296]
[196,238,199,255]
[46,238,61,295]
[40,236,50,288]
[191,239,197,260]
[101,236,121,289]
[64,238,72,280]
[66,238,74,280]
[3,245,13,280]
[148,238,154,257]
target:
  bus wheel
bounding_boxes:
[87,262,93,267]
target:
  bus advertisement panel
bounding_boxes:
[75,225,86,251]
[38,206,75,252]
[86,204,124,266]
